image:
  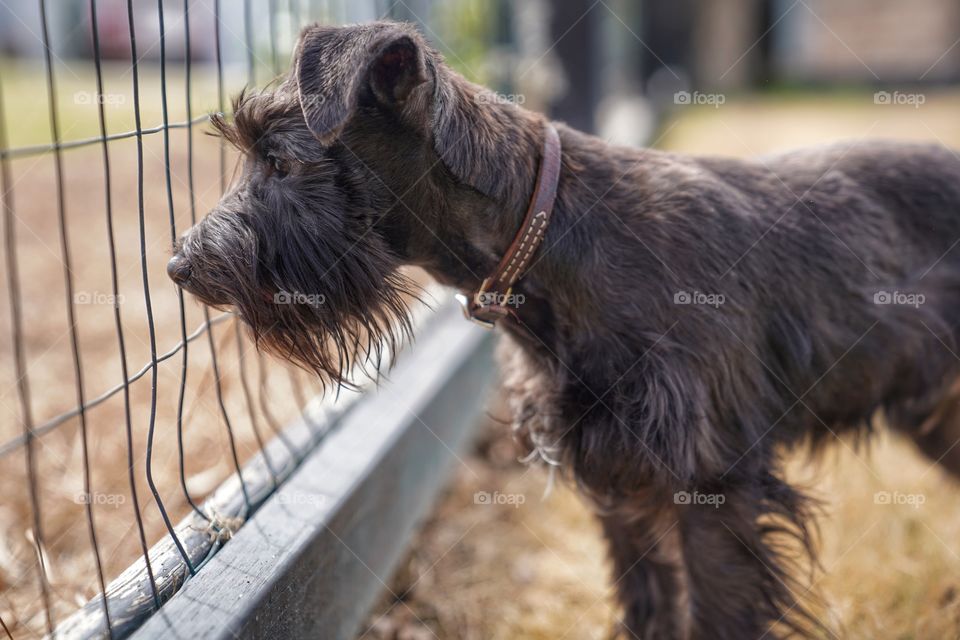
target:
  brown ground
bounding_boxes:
[360,89,960,640]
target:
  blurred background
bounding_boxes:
[1,1,959,639]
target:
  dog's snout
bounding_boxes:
[167,253,192,286]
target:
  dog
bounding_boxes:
[167,20,960,639]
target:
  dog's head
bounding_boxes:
[170,20,542,384]
[168,22,450,385]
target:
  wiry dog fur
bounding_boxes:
[169,20,960,639]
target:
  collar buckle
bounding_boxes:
[457,278,510,329]
[455,293,497,329]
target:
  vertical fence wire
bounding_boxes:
[235,329,280,486]
[239,0,312,472]
[245,0,257,87]
[290,0,302,43]
[0,0,273,635]
[256,352,301,458]
[37,0,85,632]
[269,0,280,73]
[231,0,305,486]
[124,0,163,610]
[230,0,283,490]
[0,34,52,638]
[178,0,212,524]
[211,0,254,513]
[151,0,198,575]
[89,0,160,618]
[275,0,324,433]
[83,3,119,633]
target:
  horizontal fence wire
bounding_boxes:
[0,0,504,637]
[0,314,233,458]
[0,116,209,161]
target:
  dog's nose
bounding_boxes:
[167,254,192,286]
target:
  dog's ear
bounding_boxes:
[295,23,428,143]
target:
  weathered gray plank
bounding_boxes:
[129,301,496,640]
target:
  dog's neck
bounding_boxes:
[350,73,546,274]
[345,68,570,344]
[430,66,547,225]
[419,70,554,280]
[423,74,564,342]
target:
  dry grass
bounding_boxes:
[361,423,616,640]
[361,89,960,640]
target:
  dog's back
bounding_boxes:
[657,140,960,441]
[554,134,960,452]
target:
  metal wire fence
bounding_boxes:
[0,0,508,637]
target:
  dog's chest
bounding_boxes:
[496,335,568,464]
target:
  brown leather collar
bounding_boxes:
[456,122,561,328]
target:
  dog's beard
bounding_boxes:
[249,265,415,389]
[181,208,416,389]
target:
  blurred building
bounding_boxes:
[641,0,960,91]
[769,0,960,84]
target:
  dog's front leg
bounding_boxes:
[600,475,824,640]
[671,477,824,640]
[599,496,689,640]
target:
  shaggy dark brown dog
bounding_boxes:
[168,20,960,639]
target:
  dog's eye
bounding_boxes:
[269,155,289,177]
